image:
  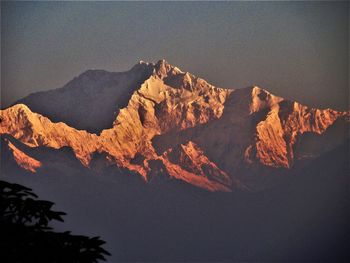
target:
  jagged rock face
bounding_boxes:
[5,138,42,173]
[1,60,348,192]
[250,99,344,168]
[160,141,234,192]
[0,104,100,166]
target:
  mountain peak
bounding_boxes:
[153,59,183,78]
[155,58,171,67]
[4,60,349,192]
[137,60,148,65]
[130,60,154,72]
[1,103,32,115]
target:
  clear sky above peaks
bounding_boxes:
[1,1,348,110]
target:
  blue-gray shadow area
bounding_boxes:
[1,139,349,262]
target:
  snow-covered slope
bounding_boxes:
[15,62,155,133]
[1,60,348,192]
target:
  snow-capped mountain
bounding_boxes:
[1,60,348,191]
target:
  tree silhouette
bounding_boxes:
[0,180,110,262]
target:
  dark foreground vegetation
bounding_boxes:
[0,180,110,263]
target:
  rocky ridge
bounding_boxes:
[1,60,348,191]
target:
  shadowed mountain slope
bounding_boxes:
[15,62,155,133]
[1,60,349,192]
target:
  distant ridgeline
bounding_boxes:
[1,60,349,192]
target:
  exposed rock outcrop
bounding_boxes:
[1,60,348,192]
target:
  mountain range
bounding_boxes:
[1,59,349,192]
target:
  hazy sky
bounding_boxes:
[1,1,348,110]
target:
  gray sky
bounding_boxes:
[1,1,348,110]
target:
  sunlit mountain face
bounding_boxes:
[1,60,349,192]
[1,60,349,262]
